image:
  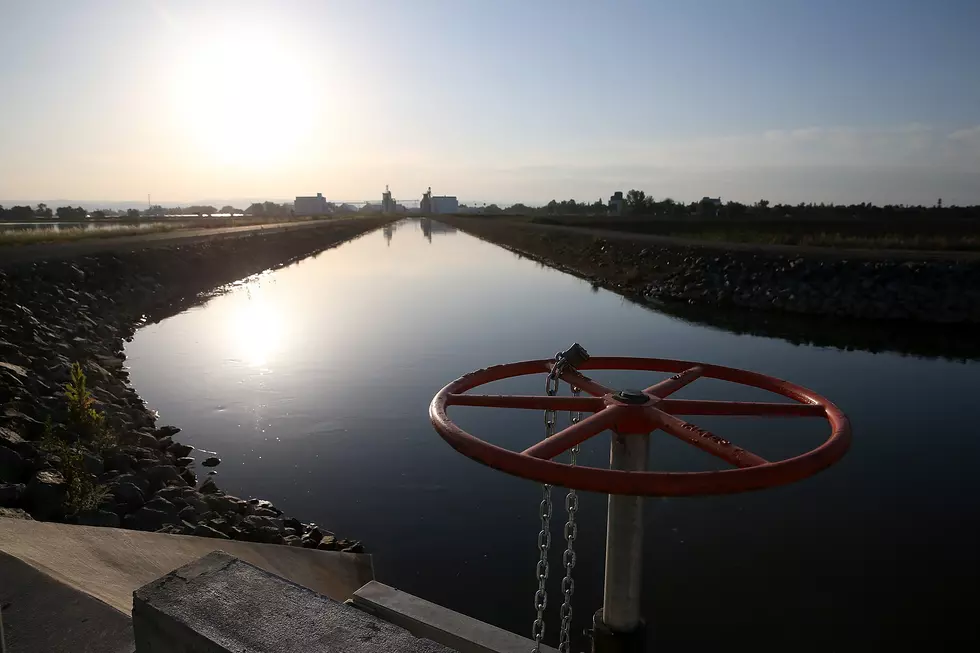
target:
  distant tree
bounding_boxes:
[145,204,167,217]
[185,205,217,216]
[262,201,279,216]
[126,208,141,219]
[484,204,502,215]
[937,198,943,209]
[725,201,746,219]
[10,205,36,221]
[55,206,88,220]
[546,199,559,214]
[35,203,53,219]
[625,189,647,213]
[246,203,265,216]
[219,205,243,215]
[90,210,107,220]
[755,199,770,210]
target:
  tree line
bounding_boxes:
[470,191,978,221]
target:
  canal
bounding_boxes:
[126,218,979,649]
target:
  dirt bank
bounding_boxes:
[0,217,393,549]
[444,217,980,324]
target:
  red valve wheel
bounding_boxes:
[429,356,851,496]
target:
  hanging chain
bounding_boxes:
[558,387,581,653]
[532,376,559,653]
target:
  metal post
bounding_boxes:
[593,430,649,652]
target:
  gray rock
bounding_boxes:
[144,465,185,491]
[0,445,27,483]
[204,493,247,515]
[180,468,197,486]
[242,514,284,532]
[143,496,179,518]
[0,506,33,520]
[0,426,36,456]
[153,425,181,438]
[169,443,194,458]
[179,490,209,513]
[124,507,177,532]
[75,510,121,527]
[81,451,104,475]
[198,477,219,494]
[153,486,189,503]
[111,481,145,508]
[103,451,132,473]
[243,526,284,544]
[136,432,159,449]
[0,482,26,506]
[178,505,198,523]
[175,456,194,467]
[283,535,302,547]
[317,535,337,551]
[193,523,230,540]
[201,456,221,467]
[26,469,66,520]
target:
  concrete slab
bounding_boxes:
[0,551,134,653]
[0,517,373,614]
[133,552,452,653]
[353,581,558,653]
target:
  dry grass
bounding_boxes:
[0,216,322,246]
[669,229,980,251]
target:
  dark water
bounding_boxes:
[126,219,980,649]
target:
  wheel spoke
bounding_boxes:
[554,367,613,397]
[653,409,768,468]
[523,408,622,460]
[658,399,826,418]
[644,366,704,398]
[447,394,606,411]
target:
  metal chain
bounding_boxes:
[558,387,581,653]
[532,377,559,653]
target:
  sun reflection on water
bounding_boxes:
[230,294,284,368]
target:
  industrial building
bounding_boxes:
[294,193,329,216]
[381,185,395,214]
[609,191,625,216]
[420,187,458,214]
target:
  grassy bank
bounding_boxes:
[0,215,327,246]
[503,215,980,252]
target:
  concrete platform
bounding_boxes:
[0,551,133,653]
[0,517,373,614]
[133,552,451,653]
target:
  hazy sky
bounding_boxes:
[1,0,978,206]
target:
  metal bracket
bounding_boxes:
[550,343,591,380]
[590,610,647,653]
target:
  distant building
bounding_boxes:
[382,185,395,214]
[701,196,722,207]
[294,193,329,216]
[609,191,624,216]
[431,196,458,214]
[420,187,458,214]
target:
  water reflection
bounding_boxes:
[126,220,980,648]
[419,217,457,242]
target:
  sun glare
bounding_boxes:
[172,31,317,166]
[230,296,285,368]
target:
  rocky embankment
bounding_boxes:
[447,219,980,324]
[0,218,392,550]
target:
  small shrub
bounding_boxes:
[37,364,119,516]
[40,419,109,514]
[65,362,116,453]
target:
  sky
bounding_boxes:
[1,0,978,206]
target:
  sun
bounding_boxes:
[171,31,317,166]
